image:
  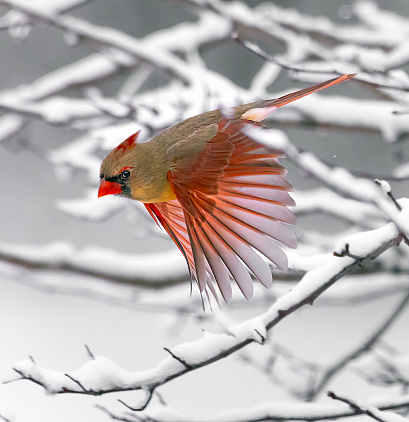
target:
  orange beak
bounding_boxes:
[98,178,122,198]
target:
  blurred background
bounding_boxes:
[0,1,409,421]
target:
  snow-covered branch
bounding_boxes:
[327,391,409,422]
[1,0,409,141]
[0,241,188,288]
[248,127,409,243]
[7,201,406,395]
[97,394,409,422]
[293,188,384,230]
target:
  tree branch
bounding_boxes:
[99,393,409,422]
[309,290,409,399]
[7,206,405,395]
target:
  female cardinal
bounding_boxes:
[99,74,355,303]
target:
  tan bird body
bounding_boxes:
[99,74,355,303]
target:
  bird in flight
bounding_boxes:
[98,74,355,303]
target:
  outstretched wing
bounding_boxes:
[147,74,355,303]
[165,117,296,303]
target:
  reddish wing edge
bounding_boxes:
[144,202,192,279]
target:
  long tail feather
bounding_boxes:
[241,73,356,122]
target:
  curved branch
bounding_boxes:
[8,207,405,395]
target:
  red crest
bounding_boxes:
[114,131,140,154]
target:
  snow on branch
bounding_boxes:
[2,215,406,290]
[1,0,409,172]
[97,393,409,422]
[183,0,409,81]
[246,127,409,242]
[267,95,409,144]
[0,0,214,84]
[0,11,231,103]
[255,2,403,48]
[0,240,188,288]
[327,391,409,422]
[0,114,26,144]
[6,203,406,395]
[293,188,385,230]
[6,85,409,140]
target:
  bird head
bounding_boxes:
[98,131,140,199]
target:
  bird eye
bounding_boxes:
[121,169,131,179]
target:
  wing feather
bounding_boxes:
[203,212,273,289]
[200,219,254,300]
[194,222,233,303]
[194,193,290,270]
[167,117,295,296]
[184,213,207,292]
[217,195,297,225]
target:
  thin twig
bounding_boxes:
[85,344,95,360]
[163,348,193,369]
[64,374,89,393]
[308,291,409,399]
[328,391,388,422]
[118,389,154,412]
